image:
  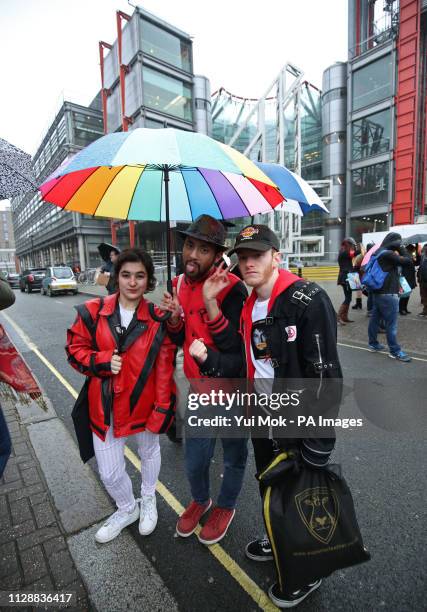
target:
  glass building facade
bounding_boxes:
[211,82,323,243]
[103,7,196,133]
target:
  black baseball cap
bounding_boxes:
[228,224,280,256]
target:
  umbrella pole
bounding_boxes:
[164,166,173,294]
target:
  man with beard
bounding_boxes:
[160,215,248,546]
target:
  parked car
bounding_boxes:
[6,272,20,289]
[41,266,78,296]
[19,268,46,293]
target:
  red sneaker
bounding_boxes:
[197,507,236,545]
[176,499,212,537]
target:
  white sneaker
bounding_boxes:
[139,494,158,536]
[95,503,139,543]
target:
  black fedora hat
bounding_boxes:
[176,214,227,250]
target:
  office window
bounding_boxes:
[351,162,389,208]
[352,55,393,111]
[141,20,191,72]
[352,108,391,160]
[72,112,104,148]
[143,68,192,122]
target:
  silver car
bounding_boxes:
[41,266,78,297]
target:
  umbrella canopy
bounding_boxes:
[0,137,38,199]
[97,242,121,263]
[39,128,284,221]
[39,128,285,292]
[254,162,329,216]
[402,233,427,245]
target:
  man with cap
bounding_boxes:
[160,214,248,545]
[205,224,343,607]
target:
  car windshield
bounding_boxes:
[53,267,73,279]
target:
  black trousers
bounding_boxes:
[252,437,277,499]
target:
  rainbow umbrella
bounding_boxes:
[39,128,284,290]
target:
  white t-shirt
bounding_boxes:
[250,297,274,382]
[119,304,135,329]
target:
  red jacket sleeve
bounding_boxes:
[66,314,114,378]
[153,330,176,408]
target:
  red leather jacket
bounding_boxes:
[66,294,176,440]
[167,270,243,379]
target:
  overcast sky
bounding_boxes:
[0,0,348,157]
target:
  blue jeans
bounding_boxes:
[367,290,373,312]
[0,406,12,479]
[368,293,401,355]
[185,437,248,509]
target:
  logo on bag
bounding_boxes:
[285,325,297,342]
[295,487,339,544]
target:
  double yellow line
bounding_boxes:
[1,311,278,612]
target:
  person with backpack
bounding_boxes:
[365,232,412,362]
[66,249,176,543]
[199,224,343,607]
[418,243,427,317]
[160,215,248,546]
[337,237,360,324]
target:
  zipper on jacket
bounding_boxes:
[315,333,323,400]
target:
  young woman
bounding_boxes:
[337,237,359,325]
[66,249,176,543]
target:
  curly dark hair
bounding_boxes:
[114,248,157,293]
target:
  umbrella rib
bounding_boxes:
[91,166,127,218]
[179,168,195,222]
[126,166,146,220]
[195,168,224,219]
[46,167,98,205]
[220,172,251,218]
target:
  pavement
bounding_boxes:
[0,280,425,611]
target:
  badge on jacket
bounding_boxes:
[285,325,297,342]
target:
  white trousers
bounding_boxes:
[93,425,161,512]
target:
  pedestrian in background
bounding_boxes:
[66,249,176,543]
[100,246,120,295]
[351,243,365,310]
[337,237,359,324]
[368,232,412,362]
[417,243,427,317]
[399,244,417,315]
[0,272,16,478]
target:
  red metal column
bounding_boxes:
[393,0,421,225]
[116,10,135,247]
[355,0,361,57]
[98,40,117,243]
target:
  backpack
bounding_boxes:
[361,253,388,291]
[419,255,427,283]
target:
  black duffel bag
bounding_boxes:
[258,451,370,593]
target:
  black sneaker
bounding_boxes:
[268,579,322,608]
[245,537,273,561]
